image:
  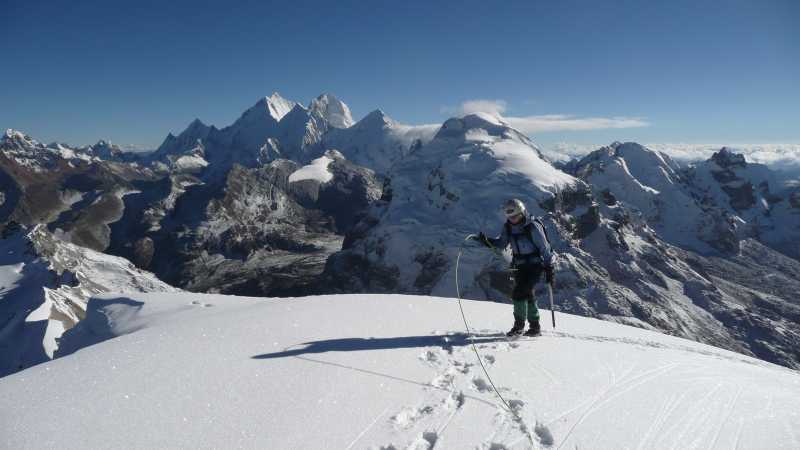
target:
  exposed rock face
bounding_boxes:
[686,147,800,260]
[125,151,385,297]
[0,129,157,251]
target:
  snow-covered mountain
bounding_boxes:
[686,147,800,259]
[153,92,361,171]
[323,118,800,369]
[325,112,579,294]
[0,223,178,377]
[3,93,800,371]
[0,128,158,250]
[1,292,798,449]
[323,109,440,174]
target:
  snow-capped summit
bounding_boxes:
[321,109,439,175]
[227,97,287,151]
[584,141,684,193]
[324,111,578,296]
[1,128,40,149]
[155,118,212,159]
[84,139,124,159]
[435,113,507,141]
[309,93,354,129]
[357,109,394,128]
[262,91,297,121]
[572,142,725,252]
[232,92,299,126]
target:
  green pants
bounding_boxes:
[512,262,542,322]
[513,298,540,322]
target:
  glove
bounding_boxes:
[467,232,491,248]
[544,265,555,285]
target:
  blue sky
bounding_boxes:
[1,0,797,149]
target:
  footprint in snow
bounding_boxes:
[508,399,524,411]
[420,349,441,364]
[431,372,455,389]
[404,431,438,450]
[190,300,214,308]
[445,390,465,410]
[487,444,508,450]
[534,422,554,446]
[390,405,435,429]
[472,377,493,393]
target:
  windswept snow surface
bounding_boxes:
[288,155,334,183]
[0,226,180,376]
[2,293,798,449]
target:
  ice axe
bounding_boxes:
[548,280,556,328]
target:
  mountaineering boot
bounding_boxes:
[524,319,541,337]
[506,319,525,337]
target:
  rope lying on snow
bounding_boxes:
[454,237,536,446]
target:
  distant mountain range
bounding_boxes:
[1,92,798,372]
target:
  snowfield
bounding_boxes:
[2,293,798,449]
[288,155,335,183]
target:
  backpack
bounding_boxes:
[504,216,550,256]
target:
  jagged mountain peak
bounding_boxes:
[2,128,40,148]
[258,92,298,121]
[86,139,123,158]
[355,109,394,128]
[91,139,119,149]
[309,93,354,129]
[3,128,28,140]
[186,118,207,130]
[711,146,747,168]
[239,93,299,126]
[155,118,213,157]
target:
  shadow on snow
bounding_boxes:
[251,333,507,360]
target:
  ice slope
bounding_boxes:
[2,292,798,450]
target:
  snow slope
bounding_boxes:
[2,292,798,449]
[323,109,441,175]
[0,225,179,377]
[288,154,334,183]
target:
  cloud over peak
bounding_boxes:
[444,99,649,133]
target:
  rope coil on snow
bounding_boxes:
[455,236,535,446]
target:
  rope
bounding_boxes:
[455,236,535,446]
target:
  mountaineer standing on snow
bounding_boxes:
[471,199,554,337]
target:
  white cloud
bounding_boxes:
[505,115,649,133]
[647,143,800,172]
[445,99,649,133]
[459,99,507,116]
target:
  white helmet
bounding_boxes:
[503,198,526,219]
